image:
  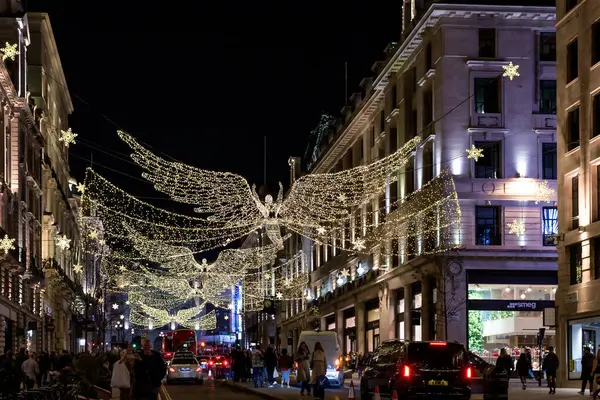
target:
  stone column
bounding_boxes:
[336,310,344,352]
[356,302,366,354]
[378,287,389,342]
[387,289,398,340]
[421,279,431,341]
[404,285,412,340]
[320,316,327,332]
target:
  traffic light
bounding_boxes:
[132,343,138,349]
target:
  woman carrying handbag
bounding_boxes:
[111,348,135,400]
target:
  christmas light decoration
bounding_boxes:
[466,145,484,162]
[76,183,85,194]
[73,264,83,274]
[118,130,421,238]
[0,234,15,256]
[59,128,78,147]
[55,235,71,251]
[507,219,526,237]
[535,180,555,204]
[502,62,520,80]
[112,304,119,310]
[0,42,18,61]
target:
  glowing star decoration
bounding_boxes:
[73,264,83,274]
[59,128,78,147]
[227,303,233,310]
[502,62,520,81]
[76,183,85,194]
[0,42,18,61]
[125,300,130,305]
[507,219,526,237]
[264,272,271,280]
[535,180,556,204]
[0,234,15,256]
[276,292,283,300]
[112,304,119,310]
[316,226,326,235]
[88,230,99,239]
[341,268,350,278]
[352,238,366,252]
[55,235,71,251]
[466,145,484,162]
[337,193,347,203]
[283,279,292,288]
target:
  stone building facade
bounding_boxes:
[555,0,600,387]
[278,1,558,369]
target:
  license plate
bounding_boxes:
[180,368,191,371]
[428,380,448,386]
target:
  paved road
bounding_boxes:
[161,380,264,400]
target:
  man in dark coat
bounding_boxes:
[133,339,166,400]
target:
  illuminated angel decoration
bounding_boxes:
[117,131,422,254]
[129,305,217,330]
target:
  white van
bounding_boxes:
[297,330,344,387]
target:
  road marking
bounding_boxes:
[161,385,173,400]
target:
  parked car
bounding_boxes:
[360,340,472,400]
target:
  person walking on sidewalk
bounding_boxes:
[496,348,513,379]
[295,342,311,396]
[543,346,560,395]
[251,345,265,388]
[277,349,292,388]
[579,347,595,395]
[516,353,532,390]
[311,342,327,400]
[264,347,277,387]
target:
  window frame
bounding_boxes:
[567,106,580,152]
[474,77,501,114]
[542,207,558,247]
[541,142,557,180]
[473,141,502,179]
[539,32,557,62]
[478,28,496,58]
[475,205,502,246]
[567,38,579,83]
[539,80,557,115]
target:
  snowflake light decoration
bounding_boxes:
[55,235,71,251]
[0,42,18,61]
[502,62,520,81]
[73,264,83,274]
[466,145,484,162]
[264,272,271,280]
[76,183,85,194]
[341,268,350,278]
[507,219,526,237]
[316,226,326,235]
[337,193,347,203]
[276,292,283,300]
[59,128,78,147]
[535,180,556,204]
[88,230,99,239]
[112,304,119,310]
[352,238,366,252]
[0,234,15,256]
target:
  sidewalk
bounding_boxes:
[224,379,589,400]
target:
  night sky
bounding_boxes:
[26,0,401,203]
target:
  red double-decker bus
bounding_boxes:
[161,329,197,360]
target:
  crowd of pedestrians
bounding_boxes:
[229,341,327,400]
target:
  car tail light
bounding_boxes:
[196,367,201,372]
[403,365,411,377]
[429,342,447,346]
[169,367,175,372]
[209,361,214,366]
[224,360,229,366]
[465,366,472,379]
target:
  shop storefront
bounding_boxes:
[366,299,380,352]
[344,308,356,353]
[567,316,600,380]
[466,270,557,368]
[325,315,336,332]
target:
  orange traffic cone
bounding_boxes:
[391,389,398,400]
[348,381,355,399]
[373,385,381,400]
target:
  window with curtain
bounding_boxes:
[542,207,558,246]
